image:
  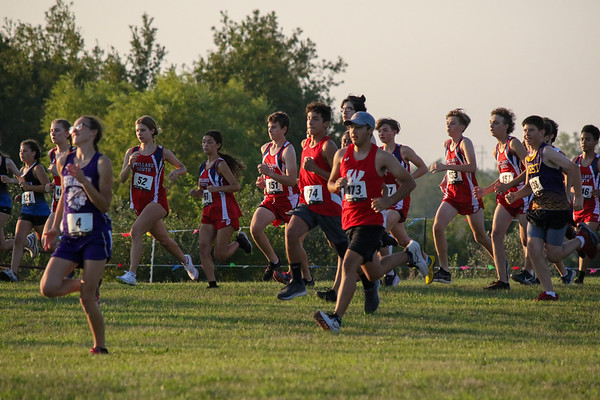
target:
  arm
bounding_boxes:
[473,180,500,199]
[304,139,338,181]
[327,149,345,194]
[401,145,428,179]
[543,147,582,210]
[164,149,187,181]
[0,158,21,184]
[211,161,240,193]
[372,151,416,212]
[119,148,136,183]
[66,156,113,213]
[43,157,66,250]
[430,138,477,174]
[22,164,50,193]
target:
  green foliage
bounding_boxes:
[554,130,581,159]
[127,13,166,90]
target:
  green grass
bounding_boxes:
[1,277,599,399]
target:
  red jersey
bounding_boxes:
[382,144,410,214]
[298,135,341,216]
[443,138,483,213]
[340,143,384,230]
[574,154,600,223]
[261,141,299,199]
[129,145,169,214]
[198,158,241,223]
[49,146,76,212]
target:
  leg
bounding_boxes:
[466,209,494,259]
[80,259,107,349]
[213,225,239,261]
[250,207,278,264]
[285,215,310,267]
[432,202,458,272]
[40,256,80,297]
[128,203,167,274]
[490,205,514,282]
[387,210,411,248]
[198,224,218,282]
[528,236,553,292]
[578,221,599,275]
[333,250,363,318]
[42,212,58,252]
[149,219,186,264]
[10,219,34,273]
[0,212,14,251]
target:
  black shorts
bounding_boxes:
[0,206,11,215]
[19,213,48,226]
[346,225,385,263]
[290,204,347,246]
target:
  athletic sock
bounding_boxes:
[269,258,281,270]
[207,281,218,288]
[359,273,374,290]
[546,291,556,297]
[290,263,302,281]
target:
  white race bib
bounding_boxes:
[22,191,35,205]
[133,172,153,191]
[67,213,93,236]
[582,185,593,199]
[447,170,462,184]
[386,184,397,197]
[202,190,213,206]
[499,172,514,184]
[345,181,367,202]
[265,178,283,195]
[529,176,543,195]
[304,185,323,205]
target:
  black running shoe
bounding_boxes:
[432,268,452,284]
[89,347,109,355]
[262,259,281,281]
[511,269,537,285]
[316,288,337,302]
[277,279,307,300]
[236,230,252,254]
[364,280,380,314]
[484,280,510,290]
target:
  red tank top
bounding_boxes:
[298,135,341,216]
[129,145,166,210]
[575,154,600,214]
[495,136,524,193]
[49,146,76,212]
[261,141,299,198]
[340,143,384,229]
[382,144,410,209]
[443,138,479,202]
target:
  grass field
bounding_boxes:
[1,276,599,399]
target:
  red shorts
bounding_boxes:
[497,192,528,218]
[443,196,483,216]
[574,207,600,224]
[259,194,299,227]
[201,214,240,230]
[134,195,169,217]
[388,198,410,223]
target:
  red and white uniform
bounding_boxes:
[199,158,242,230]
[298,136,342,216]
[49,146,75,212]
[259,141,299,226]
[129,145,169,216]
[574,154,600,223]
[382,144,410,220]
[442,138,483,215]
[340,144,384,230]
[495,136,528,217]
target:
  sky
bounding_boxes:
[3,0,600,170]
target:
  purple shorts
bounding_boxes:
[52,230,112,264]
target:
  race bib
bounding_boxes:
[202,190,213,206]
[133,172,153,191]
[53,185,62,202]
[265,178,283,195]
[386,184,397,197]
[499,172,514,184]
[582,185,593,199]
[67,213,93,236]
[304,185,323,205]
[345,181,367,202]
[22,191,35,205]
[529,176,543,196]
[447,170,462,184]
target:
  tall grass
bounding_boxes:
[1,277,598,399]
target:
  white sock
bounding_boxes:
[546,291,556,297]
[578,236,585,247]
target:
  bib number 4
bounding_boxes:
[67,213,93,236]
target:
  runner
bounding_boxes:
[0,151,20,254]
[40,116,113,354]
[189,130,251,288]
[116,116,198,286]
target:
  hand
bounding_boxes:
[45,182,55,194]
[255,175,265,189]
[473,186,483,199]
[496,182,510,194]
[303,157,316,172]
[505,192,516,204]
[189,188,201,198]
[371,197,391,212]
[335,177,348,192]
[48,163,57,176]
[167,170,180,182]
[0,175,10,184]
[66,163,85,183]
[573,195,583,211]
[128,151,140,167]
[257,163,272,177]
[43,229,60,252]
[429,162,446,174]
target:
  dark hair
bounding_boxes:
[52,119,73,145]
[522,115,546,131]
[341,94,367,112]
[446,108,471,128]
[542,117,559,143]
[582,124,600,142]
[204,130,245,179]
[491,108,515,134]
[306,102,332,123]
[375,118,401,132]
[136,115,161,137]
[81,115,103,151]
[267,112,290,132]
[21,139,42,161]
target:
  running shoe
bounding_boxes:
[316,288,337,302]
[183,254,199,281]
[89,347,109,354]
[383,271,400,286]
[262,259,281,281]
[277,279,307,300]
[484,280,510,290]
[576,223,599,259]
[561,269,576,285]
[364,279,380,314]
[425,255,435,284]
[116,270,136,286]
[535,291,559,301]
[303,278,315,287]
[236,230,252,254]
[432,268,452,284]
[405,240,428,276]
[24,233,39,258]
[511,269,537,285]
[273,270,291,285]
[314,311,341,332]
[0,269,18,282]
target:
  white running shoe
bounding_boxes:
[183,254,199,281]
[406,240,428,277]
[116,270,137,286]
[314,310,341,332]
[24,233,39,258]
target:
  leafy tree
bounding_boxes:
[554,131,580,159]
[194,10,347,152]
[127,13,166,91]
